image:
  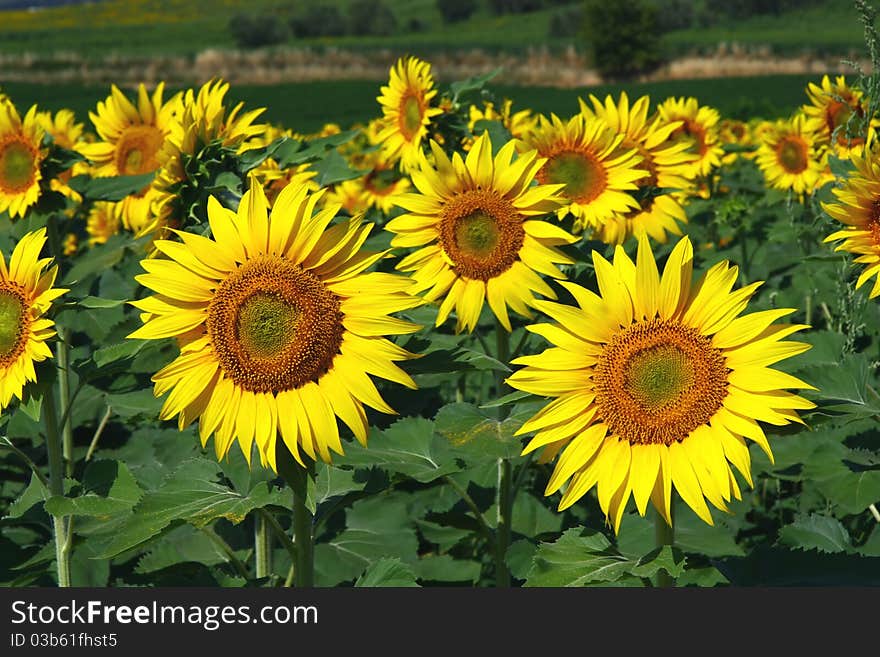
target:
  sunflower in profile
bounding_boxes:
[0,102,46,219]
[580,92,697,245]
[516,112,647,235]
[387,132,573,333]
[375,56,444,173]
[507,235,815,530]
[755,115,829,197]
[148,78,267,239]
[80,83,181,231]
[823,149,880,298]
[0,228,67,412]
[802,75,870,159]
[656,96,724,178]
[128,177,422,468]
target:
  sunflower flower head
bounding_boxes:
[128,176,423,470]
[579,92,697,245]
[507,234,815,531]
[387,131,575,333]
[755,114,830,197]
[823,149,880,297]
[517,112,648,235]
[656,96,724,179]
[0,228,67,412]
[0,102,46,220]
[802,74,872,159]
[375,56,444,173]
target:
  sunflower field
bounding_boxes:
[2,22,880,591]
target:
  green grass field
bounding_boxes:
[0,0,865,58]
[0,74,839,134]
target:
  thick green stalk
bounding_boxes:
[494,318,512,587]
[654,507,675,588]
[43,391,70,587]
[291,467,315,588]
[254,511,272,581]
[55,328,74,478]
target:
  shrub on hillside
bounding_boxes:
[349,0,398,36]
[548,4,584,38]
[228,13,289,48]
[582,0,666,81]
[289,5,348,38]
[488,0,545,15]
[436,0,478,24]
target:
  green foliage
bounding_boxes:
[348,0,398,36]
[436,0,478,24]
[227,12,289,49]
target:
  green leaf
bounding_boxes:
[630,546,687,579]
[92,340,147,368]
[68,172,156,201]
[412,554,481,584]
[335,417,459,483]
[314,495,419,586]
[44,460,142,518]
[311,149,370,186]
[97,458,281,558]
[6,472,50,519]
[79,296,127,309]
[524,528,631,587]
[450,68,501,103]
[778,513,853,553]
[804,442,880,514]
[135,525,229,574]
[716,546,880,585]
[355,558,419,587]
[103,389,163,419]
[314,464,364,506]
[63,234,136,286]
[273,130,359,167]
[434,402,522,462]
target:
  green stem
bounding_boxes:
[56,328,74,478]
[43,390,70,588]
[654,507,675,588]
[198,526,250,581]
[444,475,494,545]
[493,317,512,587]
[291,467,315,588]
[254,510,272,581]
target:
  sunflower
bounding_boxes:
[128,177,422,469]
[823,149,880,297]
[86,201,122,245]
[755,115,829,197]
[506,235,815,530]
[468,98,536,147]
[516,112,647,235]
[36,108,89,201]
[579,93,697,245]
[0,102,46,219]
[387,132,573,333]
[148,78,268,240]
[80,83,182,229]
[802,74,871,159]
[718,118,754,165]
[0,228,67,412]
[375,56,444,173]
[656,96,724,178]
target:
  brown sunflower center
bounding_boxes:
[206,256,344,393]
[115,124,164,176]
[594,318,728,445]
[399,94,424,140]
[0,138,37,193]
[0,284,30,366]
[540,150,607,203]
[671,119,708,156]
[776,137,808,174]
[438,189,524,281]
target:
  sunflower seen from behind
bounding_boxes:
[128,177,422,470]
[507,235,815,531]
[386,132,574,333]
[0,228,67,412]
[516,112,648,235]
[0,102,46,220]
[375,56,443,173]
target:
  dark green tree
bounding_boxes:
[582,0,666,81]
